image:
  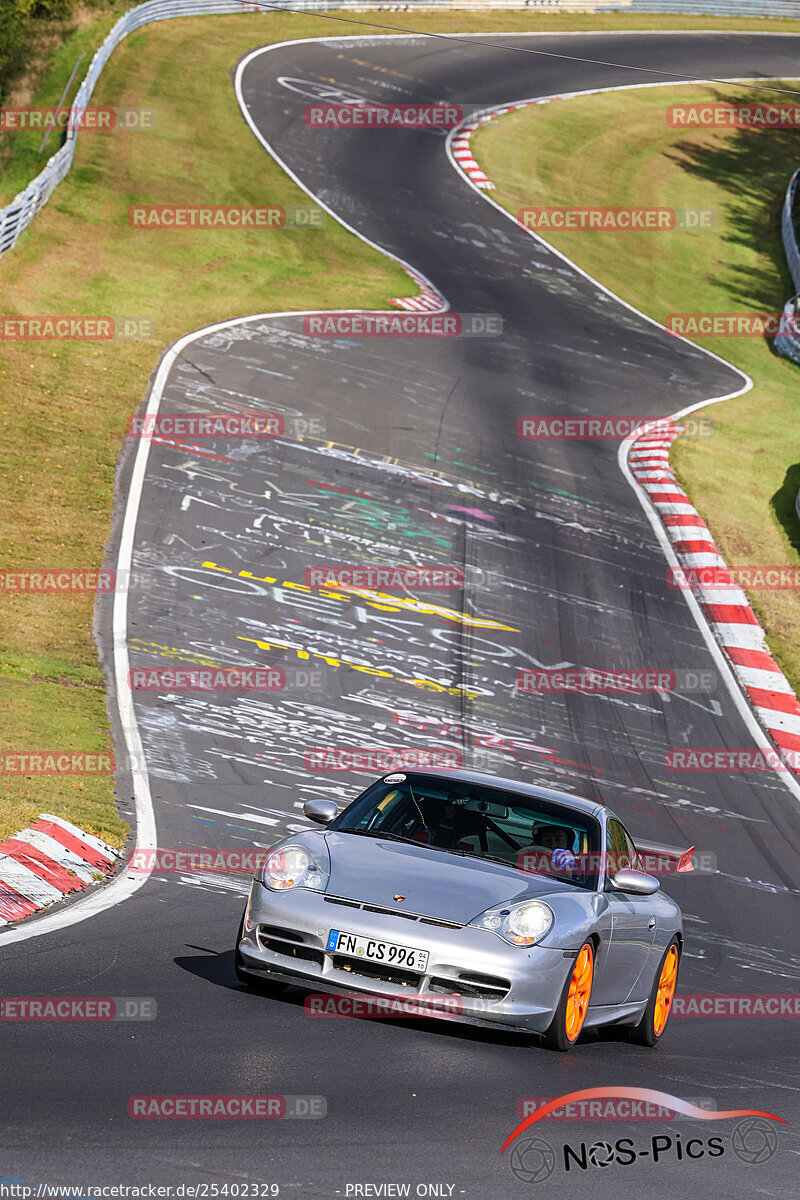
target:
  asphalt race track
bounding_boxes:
[2,28,800,1199]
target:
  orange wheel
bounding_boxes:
[629,937,681,1047]
[544,941,595,1051]
[653,943,678,1037]
[565,942,594,1042]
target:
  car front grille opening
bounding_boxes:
[257,924,304,944]
[256,927,324,967]
[428,973,510,1001]
[331,955,422,988]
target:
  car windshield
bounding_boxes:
[331,774,602,890]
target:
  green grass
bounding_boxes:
[0,3,130,203]
[0,672,124,850]
[4,7,800,845]
[473,81,800,694]
[6,3,800,203]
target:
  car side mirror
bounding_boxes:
[609,867,660,896]
[303,798,339,826]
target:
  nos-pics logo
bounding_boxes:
[503,1089,782,1182]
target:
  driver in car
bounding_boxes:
[536,824,577,874]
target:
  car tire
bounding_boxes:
[628,937,680,1047]
[234,913,288,995]
[543,941,594,1052]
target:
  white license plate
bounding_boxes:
[327,929,429,972]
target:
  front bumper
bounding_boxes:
[237,880,578,1034]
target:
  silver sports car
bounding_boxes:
[234,769,689,1050]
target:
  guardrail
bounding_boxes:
[0,0,363,260]
[615,1,800,14]
[775,168,800,364]
[780,167,800,291]
[3,0,800,261]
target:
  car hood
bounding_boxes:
[323,831,571,924]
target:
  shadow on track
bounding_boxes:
[172,946,576,1051]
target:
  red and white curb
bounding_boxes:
[390,265,446,313]
[450,102,539,191]
[0,814,120,924]
[453,86,800,781]
[451,121,495,190]
[628,425,800,770]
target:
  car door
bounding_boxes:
[591,819,658,1006]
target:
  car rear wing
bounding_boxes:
[633,839,696,875]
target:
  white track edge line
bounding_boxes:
[0,29,460,947]
[4,34,797,946]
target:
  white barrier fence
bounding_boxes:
[781,167,800,291]
[0,0,325,259]
[3,0,800,260]
[775,168,800,364]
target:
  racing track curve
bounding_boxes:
[1,28,800,1200]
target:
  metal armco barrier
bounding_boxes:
[780,167,800,292]
[3,0,800,261]
[612,1,800,14]
[0,0,316,259]
[775,168,800,363]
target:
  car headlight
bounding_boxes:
[243,880,256,931]
[262,846,328,892]
[470,900,554,946]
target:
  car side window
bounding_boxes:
[606,819,640,879]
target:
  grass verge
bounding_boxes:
[473,80,800,694]
[7,5,800,202]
